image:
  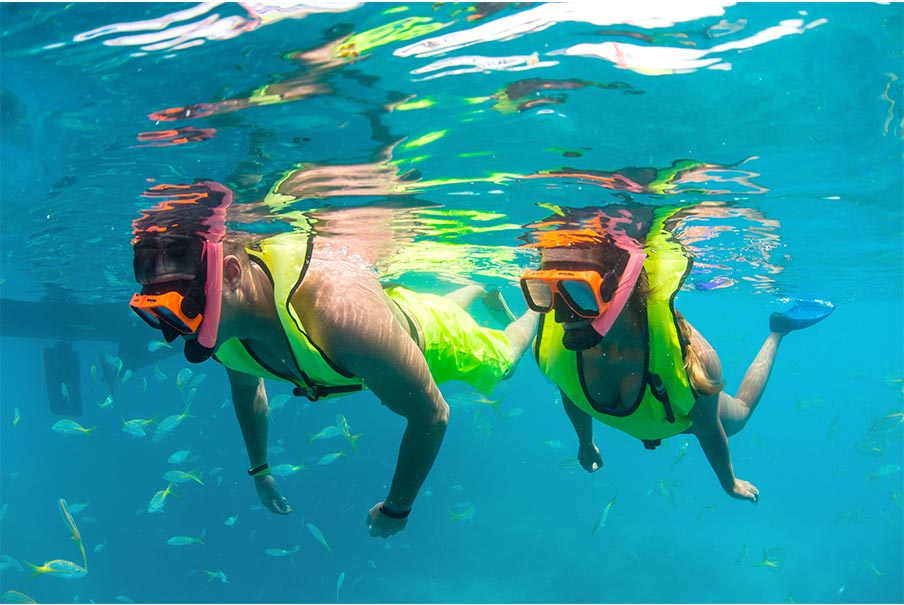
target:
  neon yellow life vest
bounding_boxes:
[214,232,365,401]
[534,212,697,443]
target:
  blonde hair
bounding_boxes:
[675,311,724,396]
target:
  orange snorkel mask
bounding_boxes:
[520,205,647,338]
[130,180,230,362]
[129,239,223,348]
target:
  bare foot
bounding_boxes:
[481,288,517,324]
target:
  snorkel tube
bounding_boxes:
[183,181,231,363]
[588,208,646,338]
[590,248,644,338]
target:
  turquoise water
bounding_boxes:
[1,2,902,603]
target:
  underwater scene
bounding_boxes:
[0,2,902,604]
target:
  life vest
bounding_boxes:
[214,232,365,401]
[534,212,697,445]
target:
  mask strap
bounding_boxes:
[197,241,223,349]
[591,249,645,337]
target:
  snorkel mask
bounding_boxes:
[521,205,648,338]
[130,180,232,363]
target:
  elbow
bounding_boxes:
[432,400,449,429]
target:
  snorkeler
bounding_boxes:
[521,204,833,503]
[129,180,538,537]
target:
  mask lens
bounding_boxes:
[522,279,554,312]
[156,306,194,334]
[131,305,162,329]
[560,279,601,317]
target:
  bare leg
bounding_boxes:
[719,332,784,436]
[444,286,518,325]
[503,311,539,365]
[443,285,485,311]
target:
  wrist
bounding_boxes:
[379,503,412,519]
[248,463,271,478]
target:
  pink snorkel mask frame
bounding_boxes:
[194,181,231,351]
[590,248,645,338]
[588,208,647,338]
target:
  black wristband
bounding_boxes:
[247,463,270,477]
[379,504,412,519]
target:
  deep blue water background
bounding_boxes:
[1,2,902,603]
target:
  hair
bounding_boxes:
[674,311,725,396]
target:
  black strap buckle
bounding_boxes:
[293,385,319,401]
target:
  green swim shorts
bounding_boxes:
[385,286,515,396]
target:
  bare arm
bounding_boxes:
[561,390,602,472]
[300,270,447,534]
[227,368,269,469]
[690,393,759,504]
[227,368,291,514]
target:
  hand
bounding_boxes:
[254,474,292,514]
[728,478,759,504]
[577,441,603,473]
[366,501,408,538]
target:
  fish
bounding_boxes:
[167,535,203,546]
[152,402,192,443]
[1,590,37,603]
[59,498,87,569]
[148,339,173,352]
[316,452,347,466]
[61,382,70,403]
[98,395,114,409]
[167,533,205,546]
[696,504,717,520]
[122,417,155,439]
[734,543,749,565]
[51,419,95,440]
[176,368,193,391]
[168,449,191,464]
[753,548,784,571]
[869,412,904,433]
[337,571,346,601]
[264,545,300,557]
[307,425,343,444]
[224,513,239,527]
[650,479,679,507]
[543,439,565,451]
[892,491,904,511]
[12,406,20,427]
[270,463,306,477]
[104,353,123,376]
[147,482,178,514]
[867,463,902,482]
[153,361,167,381]
[120,369,133,384]
[202,569,228,583]
[670,440,689,466]
[162,468,205,486]
[24,559,88,579]
[447,505,476,522]
[336,414,362,452]
[90,365,97,382]
[306,522,333,556]
[93,542,107,553]
[826,415,841,439]
[269,394,291,413]
[854,436,884,457]
[592,493,618,535]
[855,559,884,577]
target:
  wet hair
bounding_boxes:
[674,311,725,396]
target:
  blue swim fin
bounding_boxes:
[769,299,835,334]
